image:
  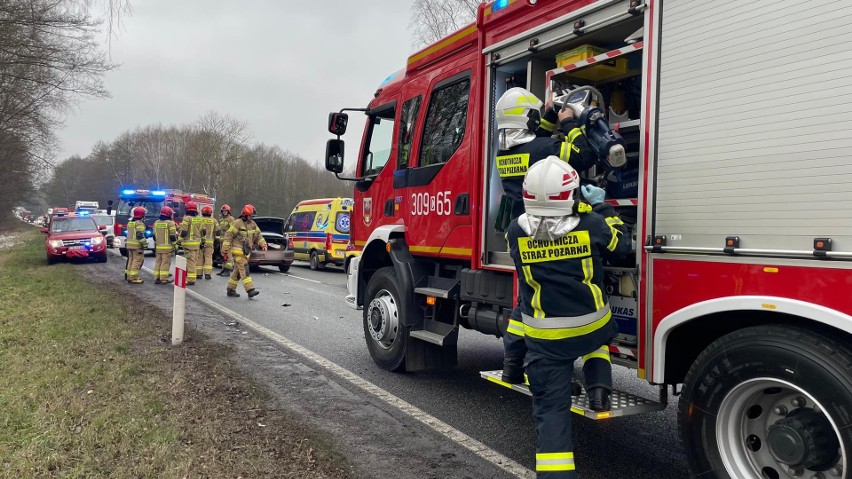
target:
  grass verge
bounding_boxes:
[0,232,355,478]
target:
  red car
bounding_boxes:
[42,215,108,264]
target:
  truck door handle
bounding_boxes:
[454,194,469,215]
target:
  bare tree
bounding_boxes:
[409,0,483,48]
[0,0,122,223]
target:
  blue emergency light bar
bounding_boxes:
[151,190,166,196]
[493,0,509,11]
[122,189,136,195]
[78,211,90,216]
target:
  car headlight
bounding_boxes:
[92,236,104,245]
[49,239,63,248]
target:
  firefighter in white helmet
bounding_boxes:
[505,156,630,478]
[495,87,598,221]
[496,87,600,385]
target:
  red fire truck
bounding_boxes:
[110,188,215,256]
[325,0,852,476]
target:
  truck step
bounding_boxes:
[410,319,456,346]
[414,286,452,299]
[409,329,447,346]
[479,370,665,420]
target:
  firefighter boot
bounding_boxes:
[246,289,260,298]
[227,289,240,297]
[154,278,162,285]
[501,358,525,384]
[204,274,212,280]
[128,277,144,285]
[587,387,612,412]
[217,268,230,277]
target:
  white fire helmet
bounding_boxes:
[495,87,543,131]
[522,156,581,217]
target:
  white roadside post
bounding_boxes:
[172,254,187,345]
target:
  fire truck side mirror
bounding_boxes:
[325,139,345,174]
[106,199,113,216]
[328,112,349,136]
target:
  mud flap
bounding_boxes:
[406,328,458,372]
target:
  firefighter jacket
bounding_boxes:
[179,214,204,248]
[219,215,234,239]
[506,203,631,361]
[153,219,178,252]
[497,118,598,220]
[201,216,218,242]
[125,219,147,249]
[221,218,267,256]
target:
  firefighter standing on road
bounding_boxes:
[199,205,219,280]
[178,201,203,286]
[153,206,178,284]
[506,157,631,478]
[496,87,599,385]
[221,204,267,298]
[125,206,147,284]
[217,204,235,276]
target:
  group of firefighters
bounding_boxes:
[123,202,268,298]
[495,86,630,478]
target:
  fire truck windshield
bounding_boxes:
[116,199,162,221]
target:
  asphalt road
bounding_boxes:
[135,252,690,478]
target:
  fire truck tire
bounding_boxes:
[363,267,408,372]
[310,250,325,271]
[119,247,128,257]
[678,324,851,479]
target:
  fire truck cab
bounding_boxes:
[327,0,852,476]
[112,189,215,255]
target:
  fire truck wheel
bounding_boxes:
[363,267,407,372]
[679,324,851,479]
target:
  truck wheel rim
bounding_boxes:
[716,377,845,479]
[366,289,398,350]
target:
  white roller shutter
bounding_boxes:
[653,0,852,253]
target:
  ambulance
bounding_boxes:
[325,0,852,476]
[285,198,358,271]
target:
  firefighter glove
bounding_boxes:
[135,231,145,240]
[581,184,606,205]
[180,229,188,239]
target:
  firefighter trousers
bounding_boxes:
[183,246,199,283]
[199,243,214,276]
[227,254,254,292]
[126,248,144,279]
[506,306,613,390]
[527,357,579,478]
[154,251,172,281]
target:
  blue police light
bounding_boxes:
[78,210,90,216]
[493,0,509,11]
[151,190,166,196]
[122,189,136,195]
[145,229,153,237]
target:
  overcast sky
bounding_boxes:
[58,0,415,166]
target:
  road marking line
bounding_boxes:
[283,273,321,283]
[137,261,533,478]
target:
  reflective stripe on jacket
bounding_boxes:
[179,215,204,247]
[506,203,631,359]
[125,220,147,249]
[201,217,218,241]
[154,220,177,251]
[221,218,267,256]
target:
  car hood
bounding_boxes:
[49,231,101,241]
[253,216,285,235]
